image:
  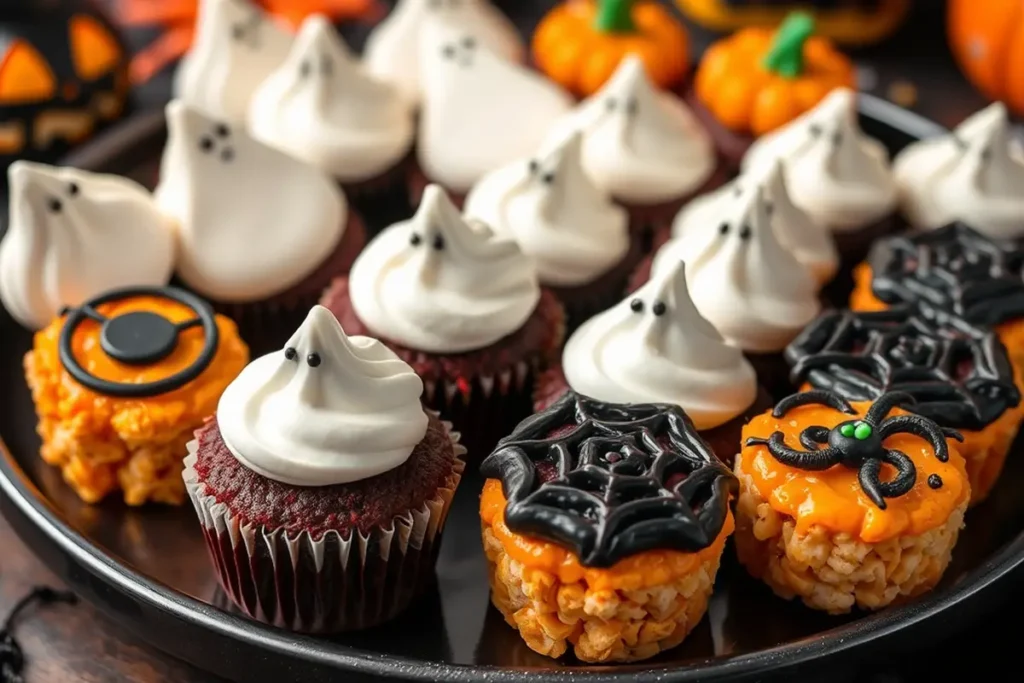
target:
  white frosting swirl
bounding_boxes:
[563,260,757,430]
[217,306,428,486]
[666,186,820,353]
[248,16,415,183]
[741,88,898,232]
[463,132,630,287]
[670,160,838,286]
[173,0,293,122]
[363,0,523,105]
[545,56,715,205]
[893,102,1024,239]
[0,162,175,330]
[416,21,572,194]
[349,184,540,353]
[155,100,345,303]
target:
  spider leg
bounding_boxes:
[878,415,955,462]
[745,433,841,470]
[857,459,888,509]
[863,391,916,425]
[771,391,855,418]
[878,449,917,498]
[799,426,831,451]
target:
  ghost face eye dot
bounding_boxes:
[284,347,297,361]
[67,182,79,197]
[630,298,644,313]
[231,24,245,40]
[221,148,234,162]
[300,61,312,77]
[605,98,617,111]
[198,136,214,153]
[528,159,539,174]
[409,233,422,246]
[442,44,456,59]
[433,234,445,250]
[652,301,667,316]
[307,352,322,368]
[214,123,230,138]
[462,36,476,49]
[831,131,843,146]
[626,99,639,115]
[541,172,555,184]
[739,225,752,240]
[718,223,729,235]
[47,197,62,213]
[809,123,823,138]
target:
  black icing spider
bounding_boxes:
[745,390,963,510]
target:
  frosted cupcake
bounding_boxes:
[741,88,899,261]
[545,56,721,248]
[464,131,637,329]
[154,100,365,337]
[363,0,522,106]
[410,21,573,205]
[0,161,175,330]
[536,259,769,465]
[248,15,414,211]
[184,306,464,632]
[321,185,565,455]
[894,102,1024,240]
[173,0,293,123]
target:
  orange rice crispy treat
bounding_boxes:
[25,296,249,505]
[735,394,971,614]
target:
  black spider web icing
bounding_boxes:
[786,306,1020,431]
[866,222,1024,327]
[479,392,737,568]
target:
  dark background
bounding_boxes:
[0,1,1019,682]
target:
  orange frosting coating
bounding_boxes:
[480,479,733,591]
[740,400,969,544]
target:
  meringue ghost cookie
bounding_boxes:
[545,56,716,206]
[0,162,175,330]
[742,88,898,232]
[349,184,540,353]
[463,132,630,287]
[416,22,572,194]
[893,102,1024,239]
[364,0,523,105]
[173,0,293,122]
[673,186,820,353]
[248,16,414,183]
[670,159,838,286]
[218,306,429,486]
[155,100,345,302]
[562,260,757,431]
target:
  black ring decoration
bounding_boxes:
[58,286,220,398]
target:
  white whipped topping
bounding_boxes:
[670,159,838,286]
[173,0,293,123]
[893,102,1024,239]
[363,0,523,105]
[545,56,715,205]
[665,186,820,353]
[416,21,572,194]
[349,184,540,353]
[0,162,175,330]
[248,15,415,183]
[155,100,345,302]
[741,88,898,232]
[217,305,428,486]
[463,132,630,287]
[563,259,757,430]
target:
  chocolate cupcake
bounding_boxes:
[537,259,770,464]
[154,100,366,340]
[321,184,565,457]
[464,131,639,330]
[786,306,1023,504]
[741,88,899,265]
[184,306,464,633]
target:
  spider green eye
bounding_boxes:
[840,423,855,437]
[854,423,873,440]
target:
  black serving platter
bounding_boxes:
[3,93,1024,683]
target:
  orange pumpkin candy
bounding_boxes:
[695,12,855,136]
[948,0,1024,116]
[532,0,691,97]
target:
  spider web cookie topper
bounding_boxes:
[785,306,1021,431]
[866,222,1024,327]
[480,391,737,569]
[745,390,963,510]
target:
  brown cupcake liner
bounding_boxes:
[182,416,466,634]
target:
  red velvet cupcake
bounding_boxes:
[183,306,464,633]
[321,184,565,457]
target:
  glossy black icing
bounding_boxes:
[480,391,737,568]
[58,286,219,398]
[785,306,1021,431]
[866,223,1024,328]
[745,391,962,509]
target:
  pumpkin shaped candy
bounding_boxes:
[532,0,691,97]
[947,0,1024,116]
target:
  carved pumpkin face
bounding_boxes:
[0,1,130,172]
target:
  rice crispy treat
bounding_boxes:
[479,392,737,663]
[736,390,970,614]
[24,288,248,505]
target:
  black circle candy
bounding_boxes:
[58,286,220,399]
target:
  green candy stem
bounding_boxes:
[762,12,815,79]
[594,0,636,34]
